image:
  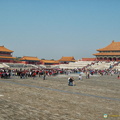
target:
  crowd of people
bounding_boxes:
[0,69,11,79]
[0,66,120,87]
[0,68,71,80]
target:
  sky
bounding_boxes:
[0,0,120,60]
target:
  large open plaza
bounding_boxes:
[0,73,120,120]
[1,1,120,120]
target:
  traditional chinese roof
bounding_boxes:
[41,60,59,64]
[20,56,40,61]
[0,56,16,59]
[59,56,76,62]
[0,46,13,52]
[81,58,96,61]
[97,41,120,51]
[93,52,120,56]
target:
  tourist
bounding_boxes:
[43,71,46,80]
[20,72,25,79]
[86,70,90,79]
[79,74,82,80]
[32,71,36,79]
[117,75,120,79]
[68,77,75,86]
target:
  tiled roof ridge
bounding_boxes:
[0,56,16,59]
[41,59,58,61]
[41,59,59,63]
[0,46,13,52]
[60,56,75,59]
[59,56,75,61]
[20,56,40,61]
[23,56,38,58]
[97,41,120,51]
[93,52,120,56]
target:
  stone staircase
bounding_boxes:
[87,61,118,70]
[59,61,94,69]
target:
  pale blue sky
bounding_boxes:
[0,0,120,60]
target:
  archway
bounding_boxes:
[118,57,120,61]
[100,57,103,61]
[104,57,107,61]
[113,57,116,61]
[108,57,112,61]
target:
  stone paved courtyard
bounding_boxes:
[0,74,120,120]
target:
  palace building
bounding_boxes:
[81,58,96,61]
[0,46,15,63]
[59,56,76,64]
[93,41,120,61]
[20,56,41,64]
[40,60,59,65]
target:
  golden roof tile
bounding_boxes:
[97,41,120,51]
[41,60,59,64]
[93,52,120,56]
[0,56,16,59]
[59,56,75,61]
[20,56,40,61]
[82,58,96,61]
[0,46,13,52]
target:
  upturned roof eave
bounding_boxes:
[97,49,120,51]
[20,59,40,61]
[0,46,14,53]
[0,50,14,53]
[93,53,120,56]
[0,56,16,59]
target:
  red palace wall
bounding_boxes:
[0,59,14,63]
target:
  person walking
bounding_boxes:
[43,71,46,80]
[32,71,36,79]
[79,74,82,80]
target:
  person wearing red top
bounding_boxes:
[0,72,2,78]
[32,72,36,79]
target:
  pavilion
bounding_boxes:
[20,56,41,64]
[59,56,76,64]
[0,46,15,63]
[93,40,120,61]
[40,60,59,65]
[81,58,96,61]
